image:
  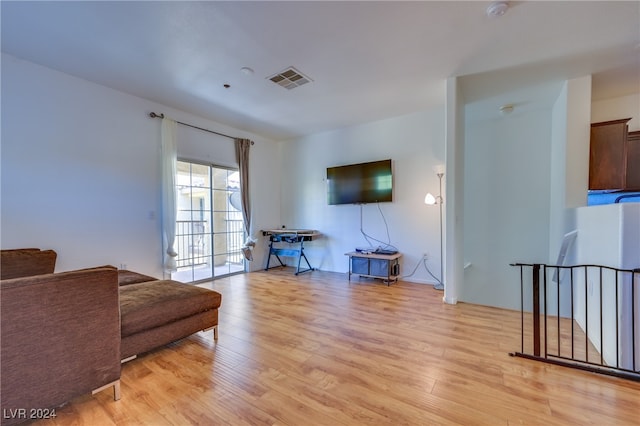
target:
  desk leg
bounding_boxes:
[264,240,273,271]
[265,239,286,271]
[294,240,314,275]
[265,239,273,270]
[296,240,303,274]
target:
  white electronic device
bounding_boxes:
[553,230,577,283]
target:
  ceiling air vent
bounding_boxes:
[267,67,312,90]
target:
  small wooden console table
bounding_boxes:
[345,251,402,285]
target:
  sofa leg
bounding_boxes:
[92,379,121,401]
[113,381,121,401]
[203,325,219,341]
[121,355,137,363]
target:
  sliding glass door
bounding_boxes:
[172,160,245,283]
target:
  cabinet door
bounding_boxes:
[369,259,390,276]
[626,131,640,190]
[589,118,631,190]
[351,257,369,275]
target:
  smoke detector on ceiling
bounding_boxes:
[267,67,313,90]
[486,1,509,18]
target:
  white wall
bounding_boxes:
[549,83,568,263]
[278,108,446,284]
[463,101,554,310]
[549,77,591,263]
[591,93,640,131]
[1,54,280,275]
[542,76,592,317]
[563,77,592,212]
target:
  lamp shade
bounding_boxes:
[424,193,436,205]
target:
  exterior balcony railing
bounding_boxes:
[175,219,244,269]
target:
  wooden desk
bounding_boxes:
[345,251,401,285]
[263,230,320,275]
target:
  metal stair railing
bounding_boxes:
[510,263,640,382]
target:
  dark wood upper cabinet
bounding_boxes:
[589,118,639,190]
[627,130,640,190]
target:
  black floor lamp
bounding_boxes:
[424,171,444,291]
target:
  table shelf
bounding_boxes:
[345,251,401,285]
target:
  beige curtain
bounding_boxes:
[235,138,252,238]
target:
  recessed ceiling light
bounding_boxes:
[486,1,509,18]
[240,67,254,76]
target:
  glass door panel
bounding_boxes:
[172,161,245,283]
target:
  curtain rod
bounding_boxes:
[149,112,254,144]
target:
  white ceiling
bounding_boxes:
[2,1,639,140]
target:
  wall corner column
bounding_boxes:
[443,77,464,305]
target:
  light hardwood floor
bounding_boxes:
[45,269,639,425]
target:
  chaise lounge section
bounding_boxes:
[119,276,221,360]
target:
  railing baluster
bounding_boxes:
[533,264,541,357]
[520,265,524,354]
[585,265,589,365]
[600,266,604,366]
[543,265,548,358]
[615,270,619,369]
[633,271,637,372]
[556,265,561,358]
[570,267,575,360]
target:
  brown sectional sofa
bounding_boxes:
[0,249,221,425]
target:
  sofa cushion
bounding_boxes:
[0,249,57,279]
[119,280,221,337]
[60,267,153,286]
[117,269,157,286]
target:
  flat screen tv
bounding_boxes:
[327,159,393,205]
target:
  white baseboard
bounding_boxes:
[443,296,458,305]
[401,277,438,286]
